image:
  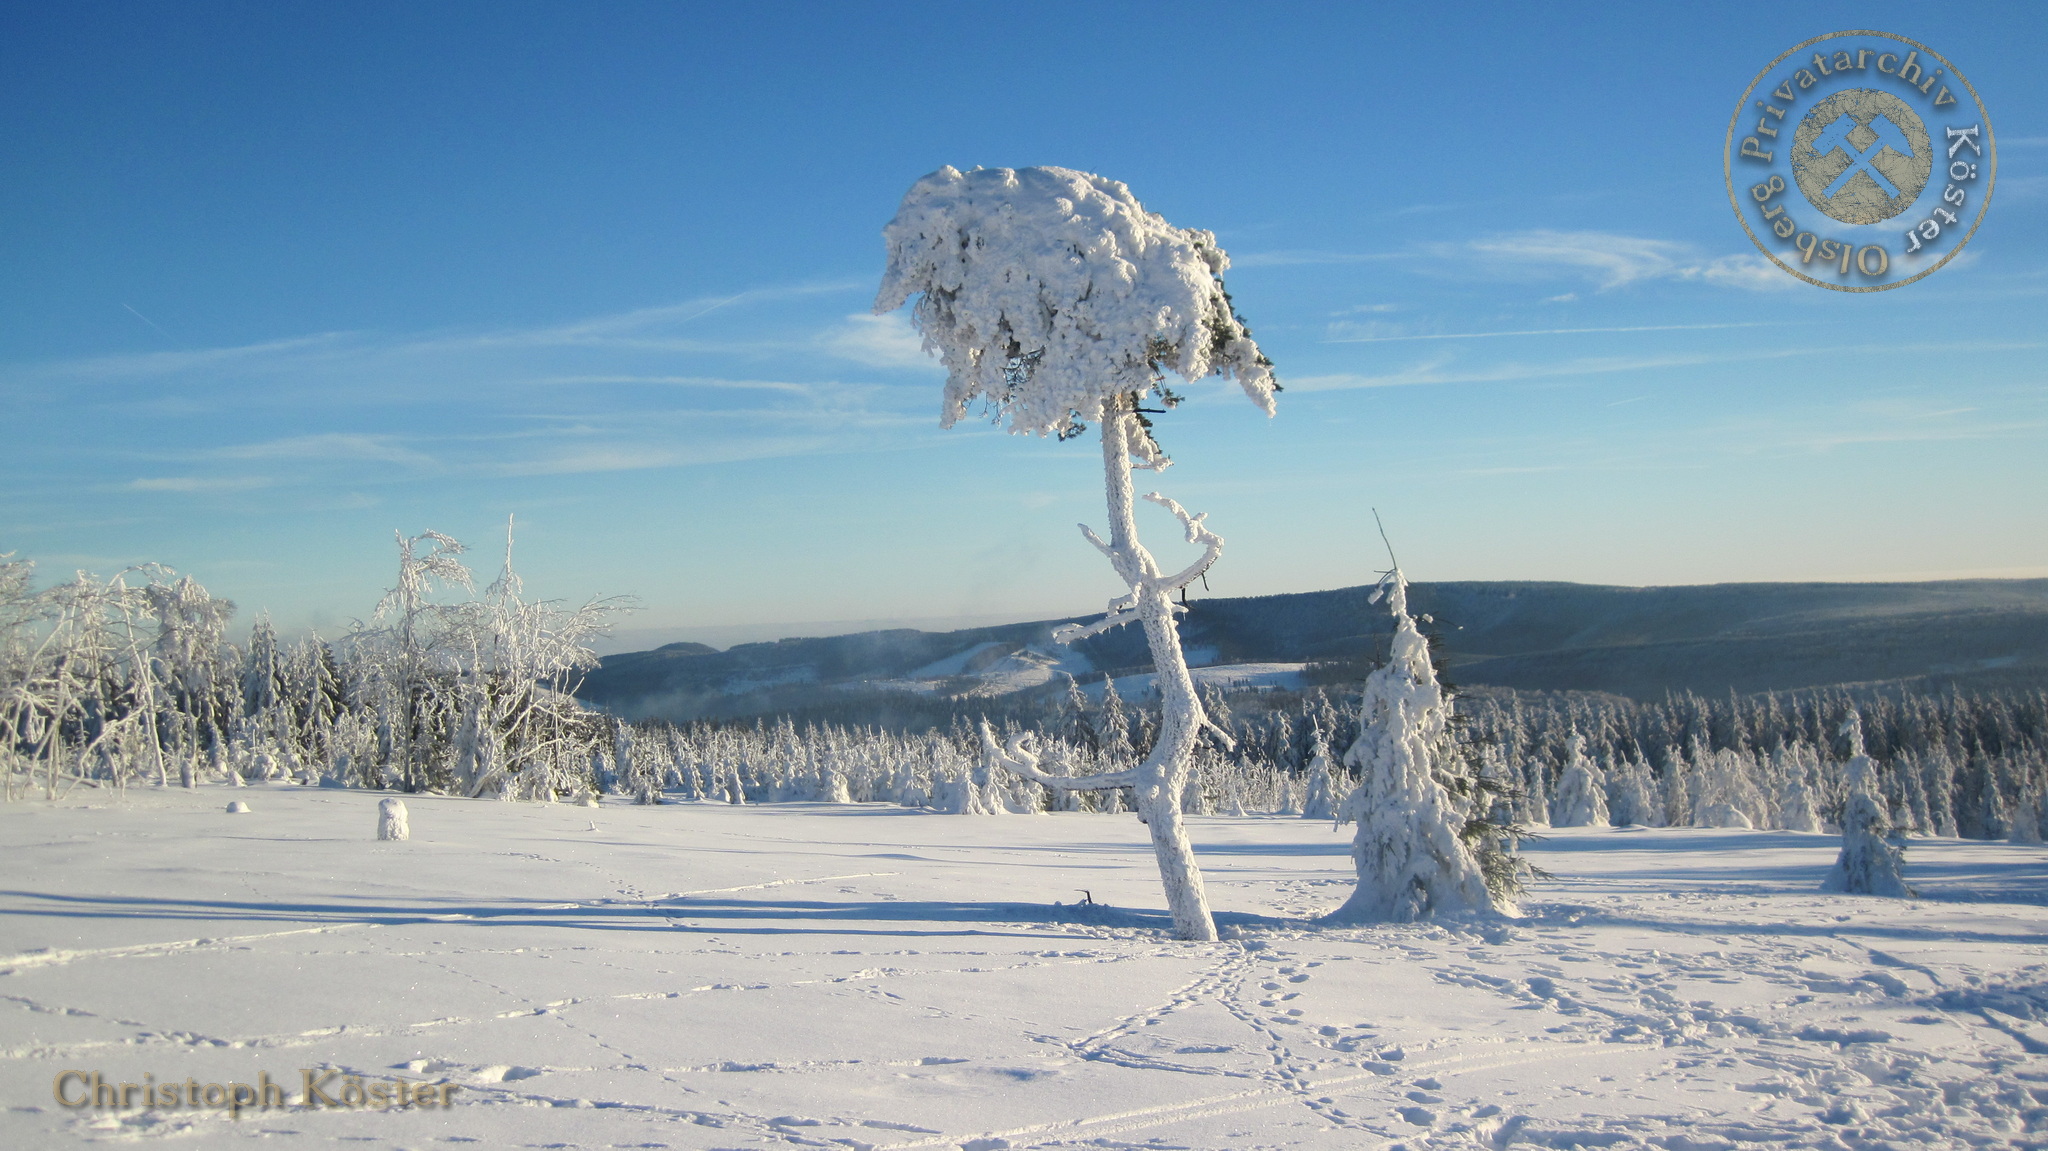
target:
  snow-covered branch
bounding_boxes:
[1202,717,1237,752]
[1050,606,1141,645]
[1141,492,1224,594]
[1076,523,1118,562]
[980,721,1137,792]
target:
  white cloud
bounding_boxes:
[211,433,440,467]
[1324,321,1783,345]
[1228,249,1405,268]
[820,312,940,371]
[448,279,868,355]
[11,281,873,391]
[530,374,819,396]
[51,334,355,384]
[1993,175,2047,203]
[1231,230,1795,292]
[126,476,273,493]
[1693,255,1793,291]
[496,435,835,477]
[1292,338,2048,394]
[1444,230,1798,292]
[1284,352,1730,392]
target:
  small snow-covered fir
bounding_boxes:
[1775,747,1824,833]
[1327,568,1506,924]
[1550,734,1610,828]
[1518,758,1552,828]
[1299,726,1337,821]
[1820,712,1913,898]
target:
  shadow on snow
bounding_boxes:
[0,889,1300,943]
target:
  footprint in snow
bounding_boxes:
[473,1065,544,1082]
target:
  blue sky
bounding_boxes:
[3,1,2044,650]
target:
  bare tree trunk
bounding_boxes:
[979,401,1225,941]
[1094,405,1217,941]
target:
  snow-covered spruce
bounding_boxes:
[1326,568,1514,924]
[1518,757,1552,828]
[1550,733,1610,828]
[1776,746,1824,833]
[2011,780,2047,844]
[878,165,1276,942]
[1821,712,1913,898]
[1605,755,1660,827]
[1693,745,1767,829]
[1299,725,1337,821]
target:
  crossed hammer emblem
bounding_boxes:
[1810,113,1916,199]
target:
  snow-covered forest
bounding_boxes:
[8,540,2043,849]
[0,528,628,804]
[616,678,2048,844]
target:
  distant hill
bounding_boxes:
[576,579,2048,722]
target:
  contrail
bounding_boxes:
[121,302,173,339]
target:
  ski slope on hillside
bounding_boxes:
[3,787,2044,1149]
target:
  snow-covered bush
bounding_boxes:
[377,797,409,841]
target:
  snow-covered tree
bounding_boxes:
[1922,748,1960,837]
[1550,734,1610,828]
[1821,711,1913,898]
[1660,746,1693,827]
[1300,724,1337,821]
[146,573,236,769]
[2008,774,2046,844]
[880,165,1276,941]
[1326,569,1510,923]
[1518,758,1551,828]
[369,530,473,792]
[1605,753,1658,827]
[1694,745,1766,828]
[1775,744,1824,833]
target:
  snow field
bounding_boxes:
[3,785,2046,1149]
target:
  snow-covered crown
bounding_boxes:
[874,165,1277,436]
